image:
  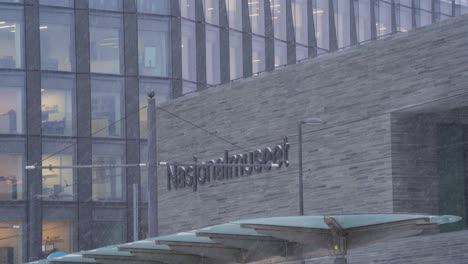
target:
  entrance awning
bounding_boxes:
[35,214,461,264]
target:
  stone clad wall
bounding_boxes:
[154,13,468,248]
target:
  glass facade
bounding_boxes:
[229,30,243,80]
[0,221,23,263]
[42,141,74,201]
[0,72,24,135]
[92,142,125,202]
[89,13,123,75]
[138,18,169,77]
[41,74,74,136]
[181,20,196,82]
[136,0,169,15]
[0,138,24,200]
[139,79,170,138]
[0,5,24,69]
[40,8,75,72]
[226,0,242,30]
[206,25,220,85]
[91,77,124,138]
[42,221,72,255]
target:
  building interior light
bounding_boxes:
[100,42,117,46]
[313,9,324,14]
[40,25,48,30]
[207,7,214,11]
[253,59,261,63]
[41,88,45,92]
[10,30,15,33]
[379,27,387,31]
[249,13,259,17]
[0,21,6,24]
[248,1,259,5]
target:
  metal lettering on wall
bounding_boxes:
[167,137,290,191]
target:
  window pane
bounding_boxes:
[398,4,412,32]
[252,35,265,73]
[226,0,242,30]
[42,221,72,255]
[90,13,123,75]
[296,44,307,61]
[136,0,169,15]
[249,0,265,35]
[89,0,122,11]
[274,40,286,67]
[417,0,432,11]
[0,6,24,69]
[139,79,170,138]
[416,9,432,27]
[271,0,286,40]
[181,20,196,82]
[229,30,243,80]
[0,138,24,200]
[314,0,330,50]
[204,0,219,25]
[40,9,75,72]
[183,81,196,95]
[335,0,351,48]
[292,0,308,45]
[459,0,468,14]
[94,220,125,247]
[138,18,169,77]
[0,72,24,134]
[42,141,74,201]
[376,0,392,37]
[140,143,148,202]
[180,0,195,19]
[41,74,74,136]
[40,0,73,7]
[206,25,220,85]
[0,221,23,263]
[91,77,124,138]
[440,0,452,16]
[357,0,371,42]
[92,142,126,201]
[0,0,22,3]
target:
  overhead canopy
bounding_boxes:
[33,214,461,264]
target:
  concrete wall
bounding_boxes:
[153,13,468,249]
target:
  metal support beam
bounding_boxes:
[307,0,318,57]
[147,95,158,237]
[328,0,338,51]
[350,0,358,45]
[264,0,275,71]
[219,0,230,83]
[242,0,253,77]
[195,0,207,91]
[170,0,183,98]
[286,0,296,65]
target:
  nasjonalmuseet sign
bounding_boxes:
[167,137,290,191]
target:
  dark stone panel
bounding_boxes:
[123,12,139,77]
[219,0,230,83]
[242,0,252,77]
[195,0,207,91]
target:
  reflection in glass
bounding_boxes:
[252,36,265,73]
[376,0,392,36]
[91,77,124,137]
[292,0,308,45]
[0,139,24,200]
[357,0,371,42]
[229,30,243,80]
[296,44,307,61]
[398,4,412,32]
[416,9,432,28]
[40,9,75,72]
[249,0,265,35]
[180,0,196,19]
[274,40,287,67]
[313,0,329,50]
[42,141,74,201]
[92,143,125,202]
[139,79,170,138]
[0,6,24,69]
[0,221,23,264]
[335,0,350,48]
[181,21,196,82]
[89,0,122,11]
[90,13,123,75]
[94,221,125,248]
[0,72,23,134]
[136,0,169,14]
[42,221,72,255]
[138,18,169,77]
[271,0,286,40]
[41,75,74,136]
[204,0,219,25]
[206,25,220,85]
[226,0,242,30]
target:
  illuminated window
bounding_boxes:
[249,0,265,35]
[204,0,219,25]
[42,221,72,255]
[271,0,286,40]
[41,74,74,136]
[0,72,24,135]
[0,221,23,263]
[0,139,24,201]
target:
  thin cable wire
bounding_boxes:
[38,105,148,166]
[157,106,246,151]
